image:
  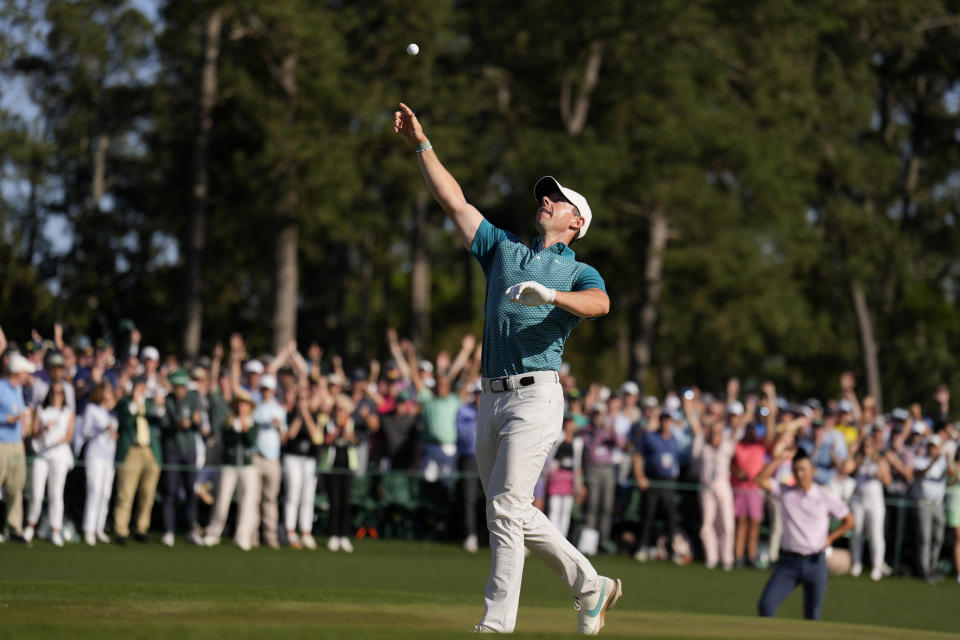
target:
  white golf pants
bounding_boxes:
[283,454,318,534]
[83,455,114,535]
[28,453,71,530]
[850,496,886,570]
[206,465,260,547]
[476,376,599,633]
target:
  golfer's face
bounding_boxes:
[535,192,578,233]
[793,458,814,487]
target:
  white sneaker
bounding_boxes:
[96,532,111,544]
[236,539,252,551]
[339,536,354,553]
[186,531,204,546]
[327,536,340,552]
[23,525,34,543]
[870,567,883,581]
[301,534,317,550]
[203,534,221,547]
[161,532,175,547]
[84,532,96,546]
[633,548,648,562]
[463,534,479,553]
[51,531,64,547]
[576,576,622,635]
[882,563,894,577]
[850,563,862,577]
[287,531,301,549]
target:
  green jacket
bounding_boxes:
[163,392,201,457]
[223,417,258,466]
[115,396,164,465]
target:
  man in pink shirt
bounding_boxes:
[755,447,855,620]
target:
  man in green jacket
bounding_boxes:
[113,377,164,544]
[161,369,203,546]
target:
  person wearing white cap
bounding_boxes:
[395,104,616,635]
[913,433,948,582]
[0,353,36,540]
[251,373,286,548]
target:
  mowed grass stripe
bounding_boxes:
[1,539,958,638]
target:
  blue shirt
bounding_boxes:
[252,398,287,460]
[456,403,478,458]
[800,430,848,486]
[471,219,605,377]
[639,430,680,480]
[0,378,25,443]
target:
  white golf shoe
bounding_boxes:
[301,534,317,550]
[23,525,34,543]
[51,531,64,547]
[575,576,622,635]
[161,532,175,547]
[327,536,340,552]
[339,536,354,553]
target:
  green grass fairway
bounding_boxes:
[1,538,958,639]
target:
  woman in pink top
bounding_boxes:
[731,424,768,567]
[687,393,753,570]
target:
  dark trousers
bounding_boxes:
[460,456,480,537]
[326,472,353,537]
[162,450,198,533]
[640,485,678,550]
[758,551,828,620]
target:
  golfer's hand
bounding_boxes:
[505,281,556,306]
[393,103,427,148]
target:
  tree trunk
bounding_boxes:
[183,7,223,360]
[273,222,299,353]
[631,207,668,386]
[411,193,431,350]
[91,133,109,207]
[851,279,883,412]
[272,52,299,354]
[560,40,604,136]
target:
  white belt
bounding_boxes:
[482,371,558,393]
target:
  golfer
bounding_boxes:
[755,447,855,620]
[394,103,620,635]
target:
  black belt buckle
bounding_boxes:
[519,376,535,387]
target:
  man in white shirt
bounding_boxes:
[914,435,948,581]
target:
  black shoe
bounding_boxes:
[133,533,150,544]
[115,536,128,546]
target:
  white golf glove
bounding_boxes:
[505,281,557,306]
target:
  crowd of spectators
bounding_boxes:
[0,322,958,587]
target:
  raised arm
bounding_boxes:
[394,103,484,250]
[447,334,476,382]
[756,446,794,493]
[401,339,425,394]
[386,328,413,382]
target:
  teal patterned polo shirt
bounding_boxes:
[470,218,606,378]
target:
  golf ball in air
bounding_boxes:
[406,43,419,56]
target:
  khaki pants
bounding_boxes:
[253,455,282,547]
[113,446,161,538]
[0,441,26,536]
[206,465,259,546]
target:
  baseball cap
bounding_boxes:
[169,369,189,386]
[643,395,659,409]
[244,359,264,375]
[929,434,943,447]
[727,401,745,416]
[259,374,277,390]
[619,381,640,397]
[837,399,854,414]
[890,407,910,421]
[45,351,66,368]
[534,176,593,239]
[141,346,160,362]
[8,353,36,374]
[418,360,434,373]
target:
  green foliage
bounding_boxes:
[2,0,960,407]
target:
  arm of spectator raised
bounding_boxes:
[756,448,791,493]
[386,328,413,381]
[447,334,476,382]
[401,339,424,393]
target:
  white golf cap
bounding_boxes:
[727,401,745,416]
[259,373,277,390]
[244,359,264,375]
[8,353,36,374]
[619,381,640,396]
[534,176,593,239]
[141,346,160,362]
